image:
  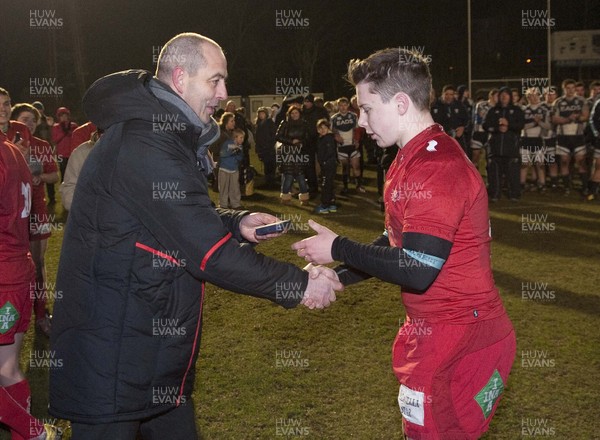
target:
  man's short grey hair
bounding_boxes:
[156,33,220,80]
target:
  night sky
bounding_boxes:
[1,0,598,120]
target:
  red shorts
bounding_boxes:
[393,314,516,440]
[0,284,34,344]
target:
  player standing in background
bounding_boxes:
[520,88,551,193]
[542,88,559,189]
[471,89,498,168]
[331,97,362,195]
[552,79,590,195]
[587,94,600,200]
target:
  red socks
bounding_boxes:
[1,380,44,440]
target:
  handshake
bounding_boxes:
[300,263,344,310]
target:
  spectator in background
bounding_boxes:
[32,101,56,204]
[302,94,329,195]
[218,128,245,209]
[60,129,102,211]
[270,103,280,122]
[314,119,338,214]
[323,101,336,117]
[70,121,97,153]
[457,85,474,159]
[483,86,525,201]
[511,88,524,106]
[255,106,277,188]
[209,112,236,191]
[11,103,59,337]
[471,89,498,167]
[431,84,468,154]
[52,106,78,181]
[276,106,310,205]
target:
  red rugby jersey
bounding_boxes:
[383,124,505,324]
[0,139,35,289]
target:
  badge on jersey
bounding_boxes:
[0,301,20,334]
[398,384,425,426]
[474,369,505,419]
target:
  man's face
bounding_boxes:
[356,82,401,147]
[59,113,69,123]
[225,102,236,113]
[545,91,557,104]
[592,85,600,99]
[489,92,498,106]
[563,83,575,98]
[16,111,38,135]
[181,43,228,124]
[338,101,349,113]
[526,92,540,105]
[0,94,11,127]
[575,85,585,97]
[442,89,455,104]
[499,91,511,107]
[304,101,313,109]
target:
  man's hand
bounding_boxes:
[239,212,287,243]
[291,219,338,265]
[301,264,343,309]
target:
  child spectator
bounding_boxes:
[314,119,338,213]
[218,127,244,209]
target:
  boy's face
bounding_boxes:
[338,101,349,113]
[317,125,328,136]
[356,82,401,147]
[234,134,244,145]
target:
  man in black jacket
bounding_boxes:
[483,86,525,201]
[49,33,342,440]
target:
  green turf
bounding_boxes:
[3,157,599,439]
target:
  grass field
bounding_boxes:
[3,157,600,440]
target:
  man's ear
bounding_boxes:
[171,67,186,95]
[394,92,410,115]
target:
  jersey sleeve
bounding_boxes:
[401,153,468,243]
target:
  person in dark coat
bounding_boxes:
[254,106,277,188]
[49,33,342,440]
[483,86,525,201]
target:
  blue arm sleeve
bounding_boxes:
[331,232,452,293]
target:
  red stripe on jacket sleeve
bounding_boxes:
[135,242,181,266]
[200,233,232,271]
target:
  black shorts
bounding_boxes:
[471,131,488,150]
[337,145,360,160]
[557,135,586,156]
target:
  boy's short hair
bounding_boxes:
[347,47,432,111]
[442,84,456,93]
[336,97,349,105]
[561,79,576,89]
[232,128,245,138]
[316,118,330,129]
[11,103,41,122]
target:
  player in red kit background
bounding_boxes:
[0,130,60,439]
[292,48,516,439]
